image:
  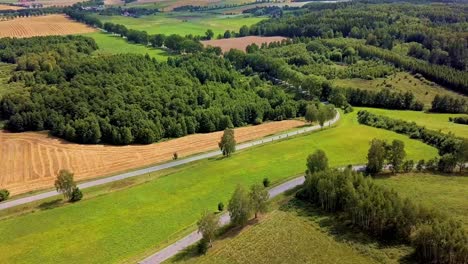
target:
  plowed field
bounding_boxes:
[0,120,304,195]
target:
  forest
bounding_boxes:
[0,36,304,145]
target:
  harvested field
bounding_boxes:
[202,36,287,52]
[0,14,96,38]
[0,120,305,195]
[0,4,22,10]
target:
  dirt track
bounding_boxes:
[0,120,304,195]
[201,36,287,52]
[0,14,96,38]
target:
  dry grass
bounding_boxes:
[0,4,23,10]
[0,14,96,38]
[202,36,287,52]
[0,120,304,195]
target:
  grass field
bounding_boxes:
[0,111,437,264]
[333,72,465,107]
[96,13,265,37]
[376,173,468,230]
[358,107,468,138]
[84,32,170,61]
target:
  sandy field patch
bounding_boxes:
[202,36,287,52]
[0,4,23,10]
[0,120,305,195]
[0,14,96,38]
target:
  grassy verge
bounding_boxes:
[0,111,437,264]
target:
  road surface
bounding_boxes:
[0,112,340,211]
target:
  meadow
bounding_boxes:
[84,32,170,61]
[376,173,468,230]
[333,72,465,107]
[0,111,438,264]
[358,107,468,137]
[96,13,265,37]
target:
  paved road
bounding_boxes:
[0,112,340,211]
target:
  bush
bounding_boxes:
[197,238,209,255]
[70,187,83,202]
[262,177,270,187]
[402,160,414,173]
[0,189,10,202]
[416,159,425,172]
[217,202,224,212]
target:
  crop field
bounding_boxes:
[0,15,96,38]
[216,1,315,14]
[0,120,304,195]
[0,111,437,264]
[84,32,170,61]
[358,107,468,137]
[376,173,468,230]
[201,36,286,52]
[121,0,255,11]
[333,72,464,107]
[96,13,265,36]
[171,209,377,264]
[0,4,22,10]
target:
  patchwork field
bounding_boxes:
[0,111,437,264]
[171,209,378,264]
[96,13,265,36]
[121,0,255,11]
[201,36,286,52]
[84,32,170,61]
[333,72,465,107]
[358,107,468,137]
[0,14,96,38]
[376,173,468,230]
[0,120,304,195]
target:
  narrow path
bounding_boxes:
[0,112,340,211]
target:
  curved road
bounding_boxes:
[0,112,341,211]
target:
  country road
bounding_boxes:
[0,111,341,211]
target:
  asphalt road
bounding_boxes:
[0,112,340,211]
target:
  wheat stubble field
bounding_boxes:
[0,120,304,195]
[201,36,287,52]
[0,14,96,38]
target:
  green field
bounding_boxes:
[333,72,465,107]
[83,32,170,61]
[358,107,468,137]
[96,13,265,36]
[376,173,468,230]
[0,111,438,264]
[171,209,378,264]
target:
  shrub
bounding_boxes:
[70,187,83,202]
[262,177,270,187]
[197,238,209,255]
[402,160,414,173]
[217,202,224,212]
[0,189,10,202]
[416,159,425,172]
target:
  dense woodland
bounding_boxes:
[0,36,307,145]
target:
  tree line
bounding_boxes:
[297,151,467,264]
[431,95,467,114]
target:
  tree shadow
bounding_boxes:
[38,199,62,211]
[170,244,200,262]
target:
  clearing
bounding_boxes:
[333,72,465,107]
[201,36,287,52]
[0,110,437,264]
[0,14,96,38]
[96,13,265,36]
[376,173,468,230]
[358,107,468,137]
[84,32,170,61]
[0,120,304,195]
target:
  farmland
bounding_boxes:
[376,173,468,230]
[96,13,265,36]
[357,107,468,137]
[84,32,170,61]
[201,36,286,52]
[0,14,96,38]
[0,4,21,10]
[0,111,437,264]
[0,119,304,195]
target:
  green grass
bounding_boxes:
[0,62,26,98]
[96,13,265,36]
[83,32,170,61]
[358,107,468,138]
[375,173,468,230]
[0,111,437,264]
[333,72,465,107]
